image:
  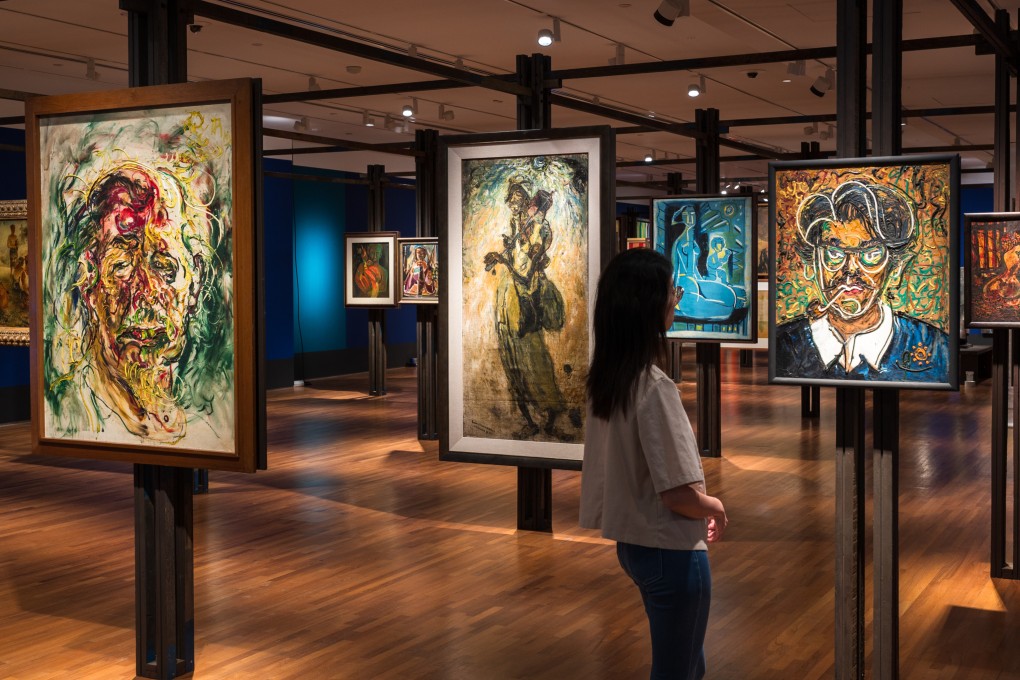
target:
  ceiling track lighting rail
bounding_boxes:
[263,128,421,157]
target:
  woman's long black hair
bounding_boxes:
[587,248,673,419]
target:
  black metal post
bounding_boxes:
[666,172,684,381]
[799,140,822,419]
[991,8,1016,578]
[415,129,439,439]
[872,1,903,676]
[834,1,867,678]
[367,164,387,396]
[516,53,554,532]
[694,108,722,457]
[124,1,195,677]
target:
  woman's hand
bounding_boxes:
[706,512,728,543]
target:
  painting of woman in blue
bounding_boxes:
[653,196,755,341]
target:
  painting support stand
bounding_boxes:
[367,164,387,396]
[662,172,686,383]
[870,2,904,676]
[800,386,820,417]
[990,7,1020,579]
[515,53,553,532]
[833,2,867,678]
[415,129,439,439]
[694,108,722,457]
[124,1,195,677]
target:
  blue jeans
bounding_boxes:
[617,543,711,680]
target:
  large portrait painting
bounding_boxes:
[769,155,959,389]
[440,127,613,467]
[27,78,263,471]
[0,200,29,345]
[964,213,1020,328]
[397,237,438,304]
[345,232,398,307]
[652,195,756,342]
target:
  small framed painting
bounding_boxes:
[0,199,29,346]
[345,232,399,307]
[397,237,439,304]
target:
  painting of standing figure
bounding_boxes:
[770,155,959,389]
[0,200,29,345]
[398,237,438,304]
[442,129,609,464]
[344,232,398,307]
[965,214,1020,327]
[652,195,756,342]
[28,78,262,472]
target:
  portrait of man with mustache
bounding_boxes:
[773,180,950,382]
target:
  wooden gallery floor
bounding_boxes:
[1,355,1019,680]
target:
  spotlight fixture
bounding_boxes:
[408,44,418,58]
[363,111,375,127]
[786,60,806,77]
[953,136,962,146]
[454,57,465,68]
[734,183,741,191]
[402,98,417,117]
[721,188,728,195]
[688,75,706,98]
[439,104,455,121]
[654,0,690,27]
[294,116,310,132]
[609,43,626,66]
[810,68,835,97]
[644,150,654,163]
[307,76,321,91]
[804,122,818,136]
[384,114,396,131]
[85,58,98,81]
[537,18,561,47]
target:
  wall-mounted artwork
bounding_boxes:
[769,155,959,389]
[652,195,756,342]
[345,232,398,307]
[397,237,438,304]
[756,200,769,279]
[440,127,613,467]
[0,200,29,346]
[964,213,1020,327]
[27,78,263,472]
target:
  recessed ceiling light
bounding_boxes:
[252,42,262,47]
[782,78,792,83]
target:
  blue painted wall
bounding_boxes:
[0,127,27,391]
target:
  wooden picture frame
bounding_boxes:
[27,78,264,472]
[964,212,1020,328]
[768,154,959,390]
[396,237,439,304]
[651,194,757,343]
[439,126,614,469]
[0,199,29,346]
[344,231,399,307]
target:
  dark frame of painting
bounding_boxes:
[396,236,439,305]
[964,212,1020,329]
[0,199,29,346]
[768,153,960,390]
[438,125,615,470]
[344,231,399,307]
[651,193,757,343]
[26,78,264,472]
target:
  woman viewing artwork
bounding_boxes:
[580,248,727,680]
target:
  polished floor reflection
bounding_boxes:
[0,355,1018,679]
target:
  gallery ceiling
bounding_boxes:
[1,0,1018,196]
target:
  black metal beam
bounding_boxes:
[549,93,701,137]
[190,0,530,97]
[263,140,414,156]
[263,78,479,104]
[950,0,1019,76]
[549,33,981,81]
[263,128,420,157]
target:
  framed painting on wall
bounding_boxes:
[397,237,438,304]
[27,78,265,472]
[344,232,399,307]
[651,194,756,342]
[0,199,29,346]
[964,213,1020,328]
[440,126,614,468]
[769,154,959,389]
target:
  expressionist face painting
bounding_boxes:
[40,104,235,450]
[352,241,390,299]
[652,196,755,341]
[771,159,957,388]
[967,217,1020,326]
[459,153,589,444]
[0,201,29,344]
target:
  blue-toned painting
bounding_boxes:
[652,195,755,341]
